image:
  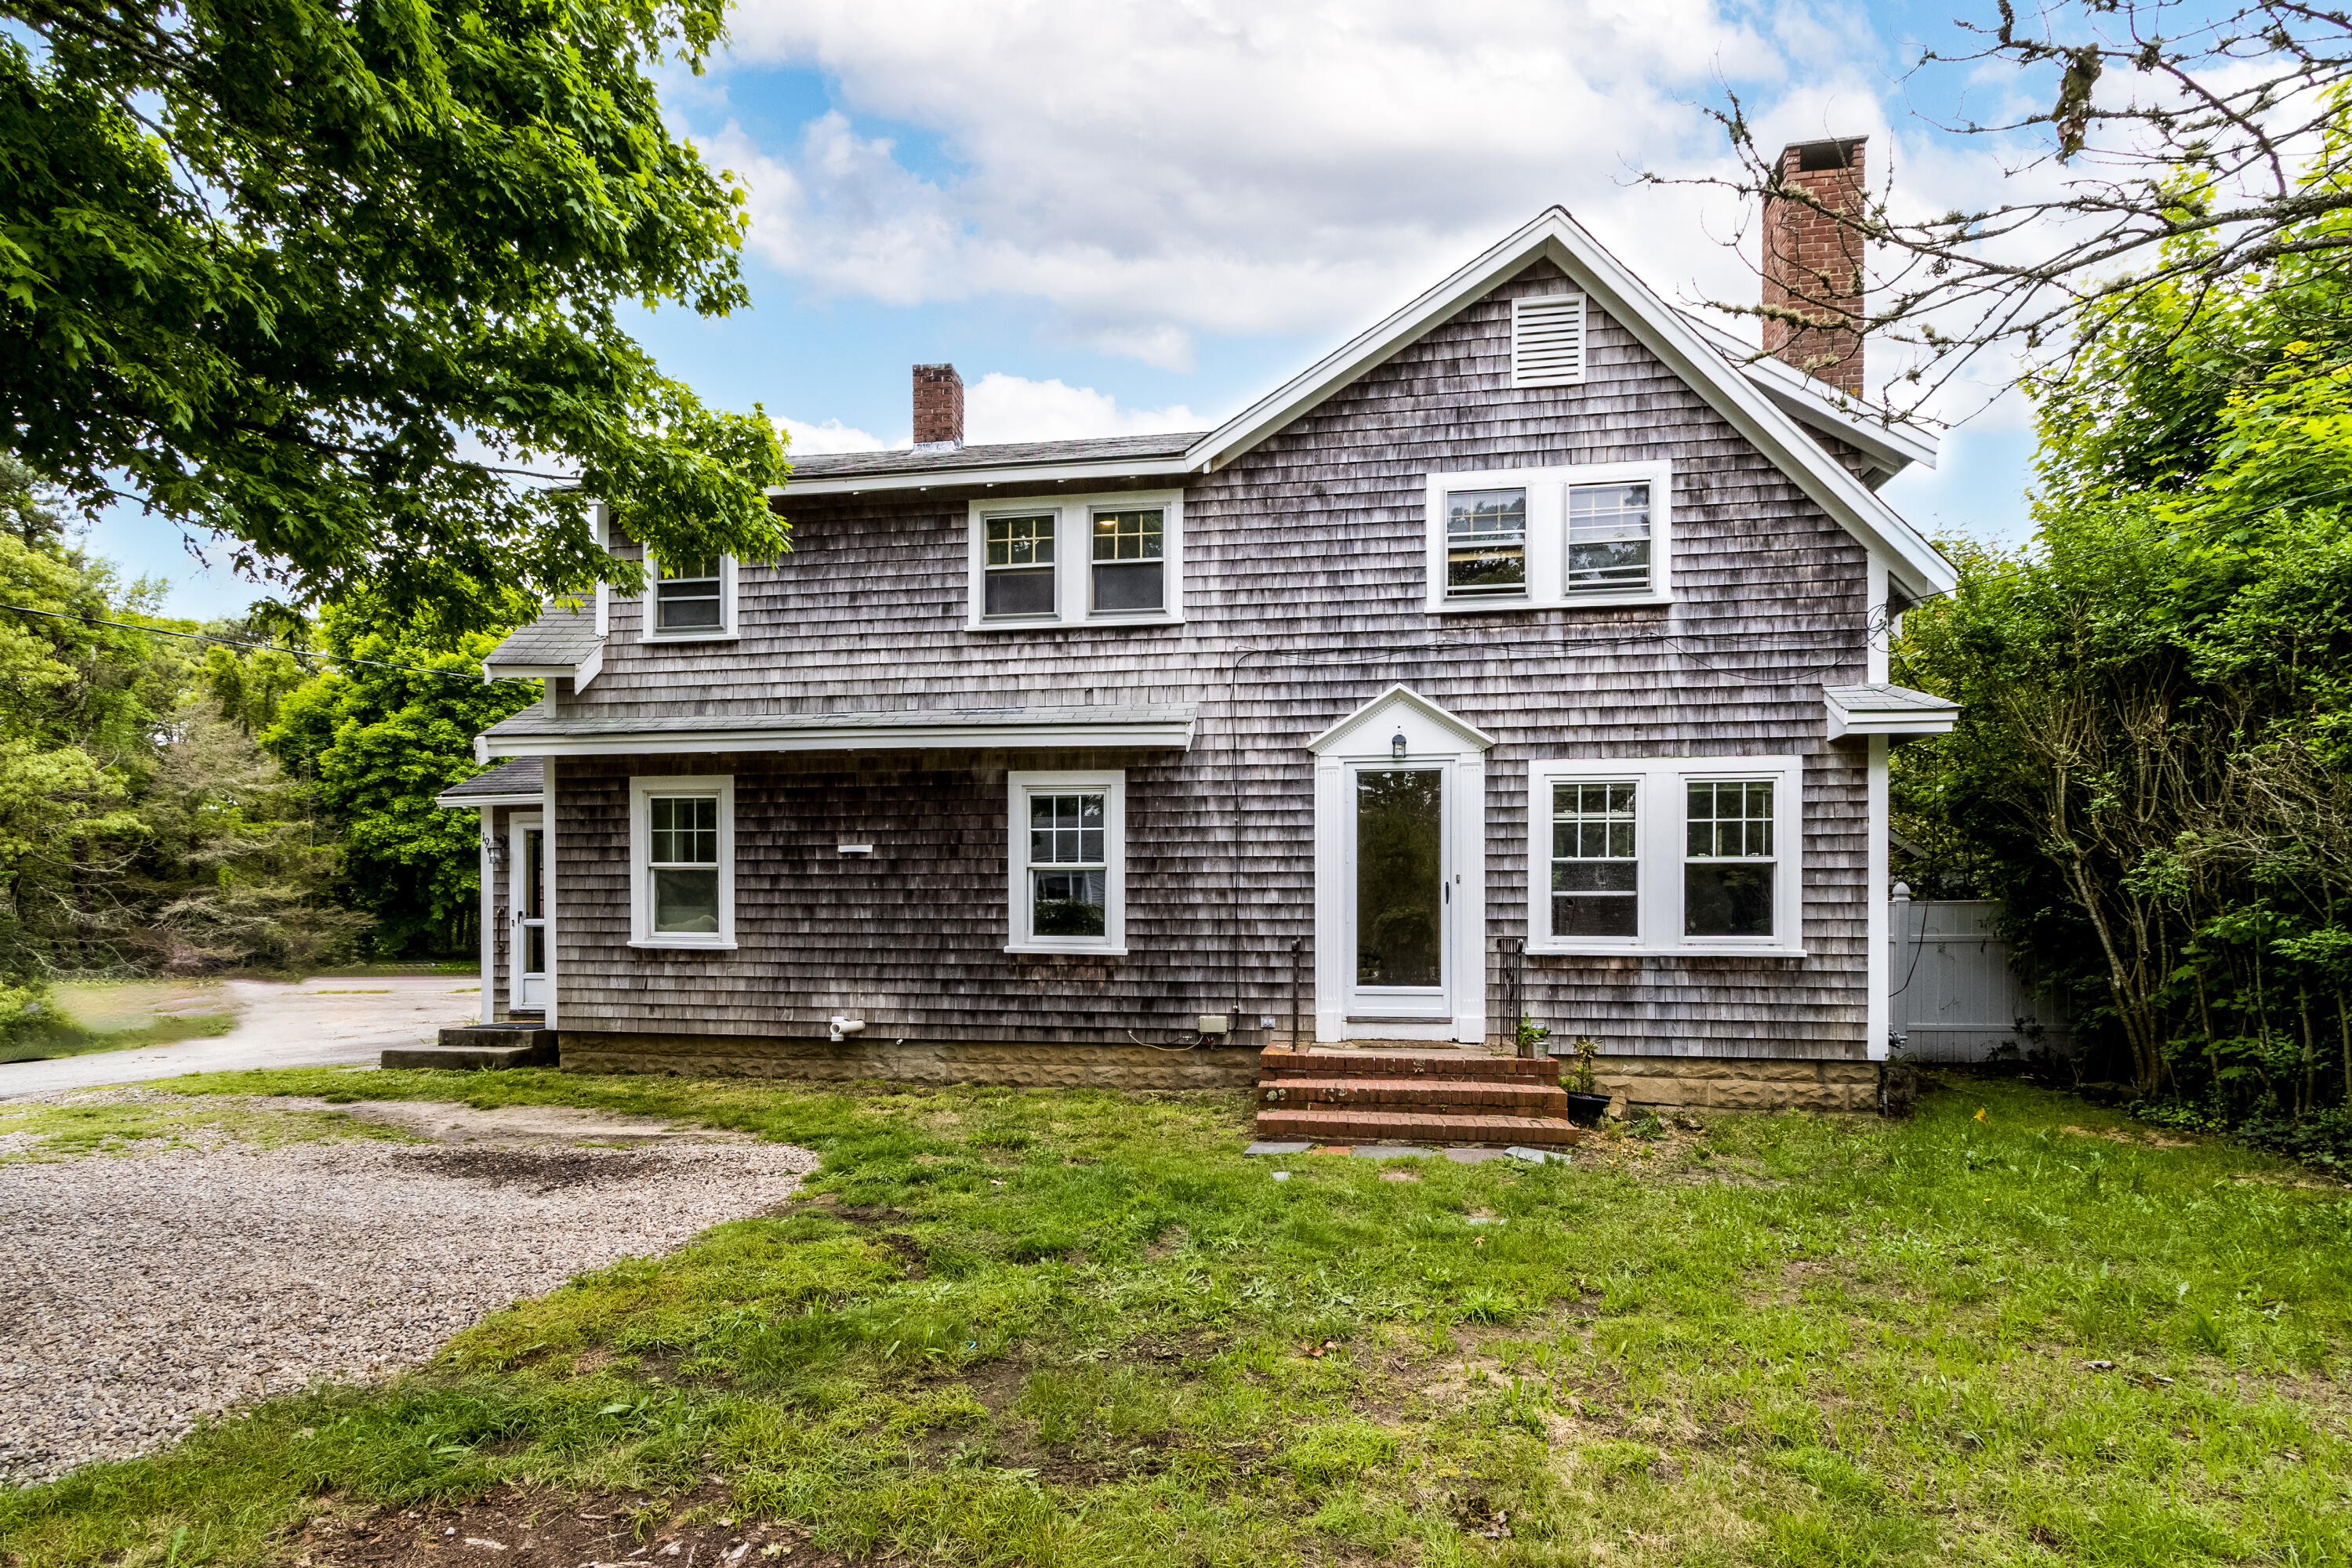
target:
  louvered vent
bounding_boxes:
[1512,293,1586,387]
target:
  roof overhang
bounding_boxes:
[1180,209,1959,601]
[434,790,545,811]
[1825,684,1960,740]
[1678,315,1936,485]
[481,705,1197,759]
[775,455,1197,499]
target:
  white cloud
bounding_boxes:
[964,375,1203,445]
[696,0,1826,375]
[778,414,894,454]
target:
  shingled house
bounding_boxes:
[438,137,1959,1109]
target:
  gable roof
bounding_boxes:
[1188,207,1956,600]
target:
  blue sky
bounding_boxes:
[92,0,2053,619]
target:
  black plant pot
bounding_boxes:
[1562,1091,1610,1127]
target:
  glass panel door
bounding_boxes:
[510,815,548,1011]
[1351,767,1446,1010]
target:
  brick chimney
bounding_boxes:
[1762,136,1867,397]
[913,363,964,449]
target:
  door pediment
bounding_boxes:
[1307,684,1495,758]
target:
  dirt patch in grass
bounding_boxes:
[400,1147,681,1191]
[298,1486,851,1568]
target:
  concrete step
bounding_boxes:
[382,1026,558,1071]
[1255,1106,1584,1147]
[1259,1047,1559,1083]
[1259,1075,1570,1114]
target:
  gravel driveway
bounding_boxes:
[0,1093,818,1488]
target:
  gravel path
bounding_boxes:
[0,1100,818,1487]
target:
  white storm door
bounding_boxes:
[510,813,549,1011]
[1344,763,1451,1022]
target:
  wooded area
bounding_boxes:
[1893,111,2352,1166]
[0,460,533,1046]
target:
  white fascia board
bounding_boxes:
[485,719,1197,758]
[1186,208,1959,601]
[1679,314,1938,476]
[1825,698,1960,740]
[484,663,572,681]
[432,791,546,810]
[776,455,1196,498]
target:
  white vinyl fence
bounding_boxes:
[1889,893,2072,1062]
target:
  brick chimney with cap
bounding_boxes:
[913,363,964,449]
[1761,136,1867,397]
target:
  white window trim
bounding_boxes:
[967,491,1184,631]
[1525,755,1804,957]
[628,775,737,949]
[641,552,739,643]
[1006,769,1127,955]
[1425,459,1672,613]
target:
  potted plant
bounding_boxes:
[1562,1036,1610,1125]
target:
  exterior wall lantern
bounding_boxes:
[1391,731,1408,760]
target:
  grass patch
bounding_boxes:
[0,982,241,1065]
[2,1072,2347,1566]
[0,1091,419,1163]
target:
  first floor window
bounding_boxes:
[1551,780,1639,937]
[1008,771,1126,953]
[1684,779,1777,938]
[654,554,726,633]
[630,776,735,947]
[1091,506,1164,613]
[1445,488,1526,597]
[984,513,1057,617]
[1526,757,1798,953]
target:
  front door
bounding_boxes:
[510,814,548,1013]
[1345,764,1450,1022]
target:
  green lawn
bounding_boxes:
[2,1069,2347,1567]
[0,981,239,1065]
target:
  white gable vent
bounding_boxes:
[1511,292,1586,388]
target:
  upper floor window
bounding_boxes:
[648,554,736,639]
[967,491,1183,631]
[1526,755,1800,956]
[1424,460,1671,612]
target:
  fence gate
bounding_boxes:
[1889,891,2071,1062]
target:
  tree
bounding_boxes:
[0,0,789,631]
[260,601,538,955]
[1668,4,2352,417]
[1896,175,2352,1115]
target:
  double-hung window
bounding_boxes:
[628,776,735,949]
[1007,771,1126,953]
[967,492,1182,629]
[1526,757,1800,954]
[983,514,1057,618]
[648,554,735,638]
[1445,489,1527,597]
[1425,460,1671,611]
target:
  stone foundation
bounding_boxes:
[557,1031,1262,1091]
[1593,1054,1880,1112]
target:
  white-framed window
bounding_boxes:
[645,553,737,640]
[1007,770,1126,954]
[1424,460,1671,612]
[1525,756,1802,956]
[967,491,1182,630]
[628,775,735,949]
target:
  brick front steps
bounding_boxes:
[1256,1047,1584,1148]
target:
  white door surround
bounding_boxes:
[1308,686,1493,1044]
[510,813,549,1013]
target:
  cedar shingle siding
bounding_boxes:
[541,261,1874,1059]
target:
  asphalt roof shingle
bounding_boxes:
[783,432,1203,481]
[483,604,601,669]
